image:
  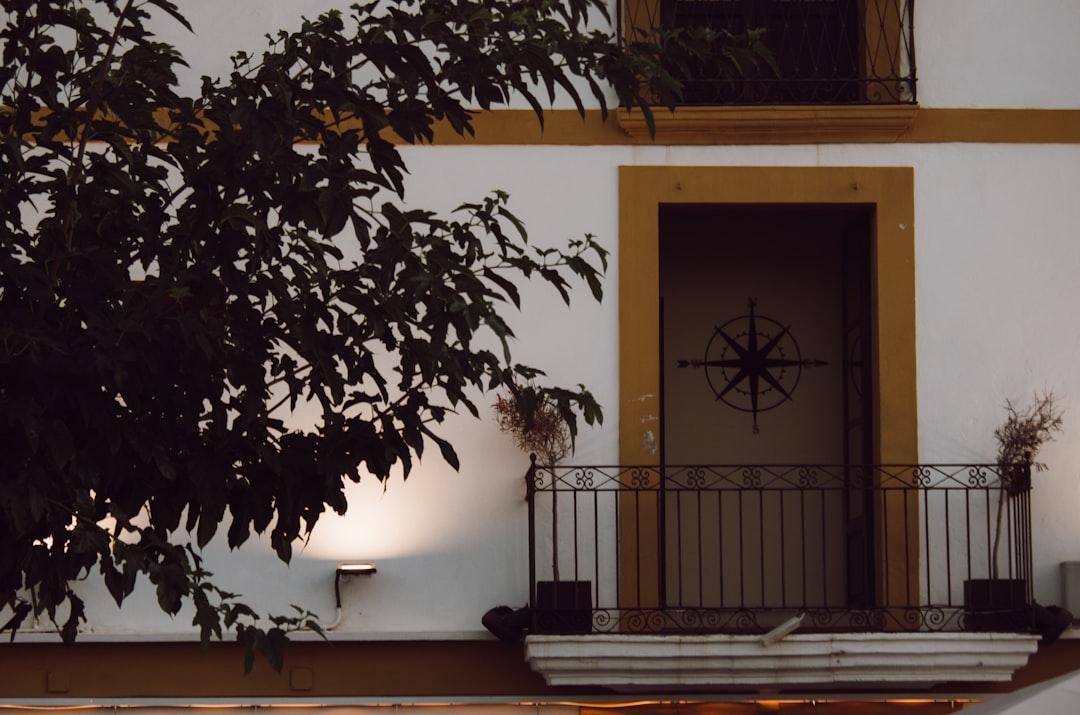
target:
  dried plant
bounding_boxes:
[494,387,574,581]
[493,391,571,466]
[990,391,1064,577]
[994,391,1065,476]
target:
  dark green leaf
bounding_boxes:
[0,0,763,673]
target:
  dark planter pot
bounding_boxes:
[964,578,1030,632]
[534,580,592,634]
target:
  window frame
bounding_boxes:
[616,0,918,142]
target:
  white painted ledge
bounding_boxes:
[524,632,1039,689]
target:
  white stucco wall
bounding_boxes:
[13,1,1080,639]
[27,139,1077,638]
[343,141,1080,624]
[915,0,1080,109]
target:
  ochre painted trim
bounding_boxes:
[2,635,1079,701]
[905,108,1080,144]
[617,165,917,467]
[616,105,919,144]
[0,640,560,699]
[17,106,1080,146]
[407,107,1080,146]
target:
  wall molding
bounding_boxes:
[525,632,1040,688]
[616,105,919,144]
[382,107,1080,146]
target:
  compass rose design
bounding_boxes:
[677,298,827,434]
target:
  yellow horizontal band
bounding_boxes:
[402,106,1080,146]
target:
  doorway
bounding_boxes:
[657,204,874,611]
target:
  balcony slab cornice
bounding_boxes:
[616,104,919,144]
[524,632,1038,690]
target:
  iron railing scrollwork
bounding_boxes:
[526,460,1033,636]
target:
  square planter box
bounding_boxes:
[534,580,592,634]
[964,578,1030,632]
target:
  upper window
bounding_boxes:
[624,0,916,105]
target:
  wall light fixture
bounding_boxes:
[327,562,377,630]
[335,563,377,607]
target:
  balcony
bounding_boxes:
[521,460,1042,688]
[622,0,916,105]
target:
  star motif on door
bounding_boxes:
[677,298,827,433]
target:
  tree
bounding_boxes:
[0,0,769,669]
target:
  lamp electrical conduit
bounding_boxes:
[327,562,377,630]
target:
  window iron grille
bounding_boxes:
[622,0,916,104]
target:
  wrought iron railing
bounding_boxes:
[526,460,1033,635]
[621,0,916,104]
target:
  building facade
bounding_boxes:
[5,1,1080,712]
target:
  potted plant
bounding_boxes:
[965,392,1064,630]
[493,386,591,634]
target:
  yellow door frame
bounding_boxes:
[617,165,918,614]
